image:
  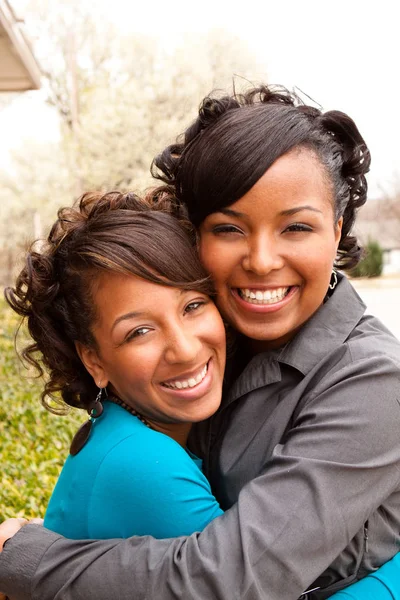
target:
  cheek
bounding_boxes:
[198,238,217,275]
[199,241,236,285]
[115,350,156,391]
[298,242,336,289]
[201,310,227,353]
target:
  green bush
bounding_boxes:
[350,239,384,278]
[0,299,82,521]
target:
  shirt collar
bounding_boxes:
[223,274,366,406]
[278,274,366,375]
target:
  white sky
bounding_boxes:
[1,0,399,197]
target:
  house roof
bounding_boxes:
[0,0,41,91]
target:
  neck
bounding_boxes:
[107,394,192,447]
[147,420,192,447]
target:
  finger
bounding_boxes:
[28,518,44,525]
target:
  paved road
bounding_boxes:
[350,277,400,339]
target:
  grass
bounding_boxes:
[0,298,82,521]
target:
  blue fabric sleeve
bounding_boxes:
[330,553,400,599]
[87,429,223,539]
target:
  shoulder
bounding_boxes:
[346,313,400,365]
[323,313,400,390]
[88,421,222,538]
[94,418,205,483]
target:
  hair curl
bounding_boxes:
[152,85,371,270]
[5,190,212,414]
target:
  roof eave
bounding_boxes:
[0,0,41,91]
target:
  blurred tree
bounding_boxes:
[350,239,384,278]
[0,0,264,283]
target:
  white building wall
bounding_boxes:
[383,249,400,275]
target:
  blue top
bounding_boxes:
[331,553,400,599]
[44,401,399,598]
[44,401,223,539]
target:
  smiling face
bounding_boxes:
[78,271,226,443]
[198,149,343,351]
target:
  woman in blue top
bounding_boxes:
[7,189,226,541]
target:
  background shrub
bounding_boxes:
[0,298,82,520]
[350,239,384,278]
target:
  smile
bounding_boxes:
[162,362,208,390]
[238,287,290,305]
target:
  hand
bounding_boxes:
[0,519,26,600]
[0,518,29,553]
[0,518,44,600]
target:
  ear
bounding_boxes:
[335,216,343,248]
[75,341,108,389]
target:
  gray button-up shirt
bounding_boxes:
[1,276,400,599]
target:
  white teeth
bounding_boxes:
[239,287,289,305]
[163,363,208,390]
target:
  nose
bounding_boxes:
[241,233,284,275]
[164,322,202,365]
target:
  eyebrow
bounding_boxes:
[279,205,323,216]
[111,311,144,333]
[218,205,323,219]
[110,290,187,332]
[219,208,247,218]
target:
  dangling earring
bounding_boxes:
[329,269,338,290]
[70,386,106,456]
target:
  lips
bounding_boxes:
[161,361,209,390]
[238,287,290,305]
[231,285,298,314]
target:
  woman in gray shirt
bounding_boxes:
[1,85,400,599]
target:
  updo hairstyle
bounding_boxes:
[152,85,371,270]
[5,190,212,414]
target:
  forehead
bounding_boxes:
[240,148,332,208]
[90,271,179,323]
[210,148,333,223]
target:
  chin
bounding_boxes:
[188,401,222,423]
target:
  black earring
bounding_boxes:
[70,387,105,456]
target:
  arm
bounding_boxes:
[330,553,400,599]
[1,356,400,600]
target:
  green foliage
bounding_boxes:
[351,239,384,278]
[0,299,82,520]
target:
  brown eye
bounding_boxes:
[184,300,206,314]
[212,225,243,234]
[126,327,152,342]
[285,223,313,233]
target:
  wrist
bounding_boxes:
[1,537,10,551]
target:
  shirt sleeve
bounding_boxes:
[1,354,400,600]
[87,431,223,539]
[330,553,400,599]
